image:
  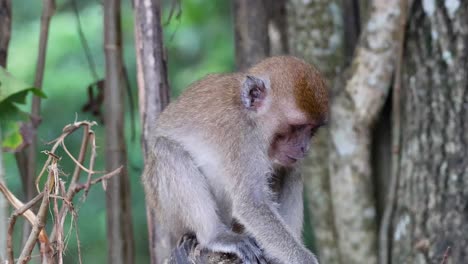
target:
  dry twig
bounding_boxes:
[0,121,121,263]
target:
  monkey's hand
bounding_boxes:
[206,232,268,264]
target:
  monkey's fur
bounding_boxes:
[143,56,328,264]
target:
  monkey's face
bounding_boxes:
[269,122,320,167]
[243,56,328,167]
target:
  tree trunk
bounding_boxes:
[232,0,270,70]
[328,0,404,263]
[391,1,468,263]
[286,0,343,263]
[103,0,134,263]
[134,0,171,263]
[0,0,11,260]
[267,0,288,55]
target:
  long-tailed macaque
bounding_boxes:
[143,56,328,264]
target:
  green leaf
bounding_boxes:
[0,66,46,151]
[0,103,29,151]
[1,121,23,151]
[0,66,46,106]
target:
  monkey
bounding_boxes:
[142,56,328,264]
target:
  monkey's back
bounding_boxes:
[154,73,249,147]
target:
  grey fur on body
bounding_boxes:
[143,56,324,264]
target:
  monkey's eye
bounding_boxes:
[310,127,318,137]
[310,123,325,137]
[276,134,287,140]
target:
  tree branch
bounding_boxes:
[378,1,408,263]
[6,192,44,263]
[103,0,135,262]
[0,121,121,263]
[26,0,56,201]
[134,0,171,262]
[329,0,405,263]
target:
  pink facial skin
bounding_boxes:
[269,124,319,167]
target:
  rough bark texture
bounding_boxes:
[287,1,343,263]
[233,0,270,70]
[103,0,135,263]
[134,0,171,263]
[0,0,11,259]
[391,1,468,263]
[329,0,404,263]
[287,0,343,79]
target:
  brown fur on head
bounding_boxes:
[248,56,328,122]
[243,56,328,166]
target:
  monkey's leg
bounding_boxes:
[147,137,266,264]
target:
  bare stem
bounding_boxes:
[6,192,44,263]
[17,177,51,263]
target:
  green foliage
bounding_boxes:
[0,67,46,151]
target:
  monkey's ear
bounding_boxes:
[241,75,268,111]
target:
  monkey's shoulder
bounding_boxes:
[181,72,244,96]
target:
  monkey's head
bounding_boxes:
[240,56,328,167]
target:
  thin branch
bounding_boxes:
[48,122,94,240]
[121,65,136,141]
[49,165,122,241]
[2,120,122,262]
[53,189,63,264]
[70,0,99,81]
[104,0,135,262]
[84,131,97,197]
[36,121,97,192]
[163,0,181,26]
[0,183,40,225]
[70,125,90,186]
[378,1,408,263]
[6,192,44,263]
[18,170,52,264]
[75,167,123,192]
[61,139,98,174]
[26,0,56,198]
[72,212,83,264]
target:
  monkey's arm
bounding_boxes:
[233,179,317,264]
[277,171,304,239]
[145,137,266,264]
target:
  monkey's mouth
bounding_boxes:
[286,155,299,163]
[274,155,300,167]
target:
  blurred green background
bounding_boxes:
[5,0,233,263]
